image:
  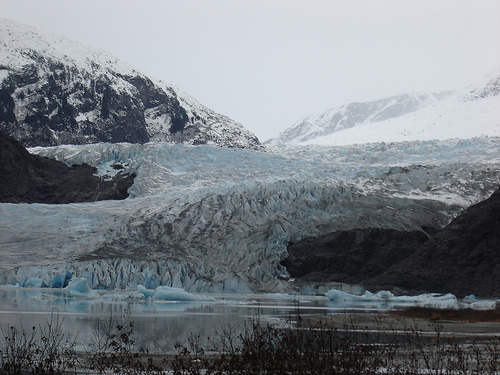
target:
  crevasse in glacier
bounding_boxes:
[1,138,499,293]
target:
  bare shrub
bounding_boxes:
[87,310,164,375]
[0,313,77,375]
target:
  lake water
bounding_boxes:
[0,286,494,353]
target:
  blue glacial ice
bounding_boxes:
[65,277,98,298]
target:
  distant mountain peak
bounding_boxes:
[464,74,500,101]
[0,18,262,150]
[267,72,500,146]
[266,92,453,145]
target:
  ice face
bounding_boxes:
[1,138,500,293]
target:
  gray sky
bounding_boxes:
[2,0,499,141]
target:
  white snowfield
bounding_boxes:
[0,18,136,76]
[1,137,500,294]
[305,95,500,146]
[268,73,500,146]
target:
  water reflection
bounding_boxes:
[1,286,492,353]
[0,287,332,353]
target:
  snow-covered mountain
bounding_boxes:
[1,137,499,293]
[0,18,262,149]
[267,75,500,145]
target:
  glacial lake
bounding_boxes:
[0,286,494,353]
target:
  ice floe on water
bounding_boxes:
[65,278,98,298]
[137,285,215,302]
[326,289,498,310]
[58,282,500,311]
[58,280,215,303]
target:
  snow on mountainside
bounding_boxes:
[1,138,499,293]
[0,18,262,149]
[267,74,500,145]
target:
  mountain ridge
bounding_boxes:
[267,74,499,145]
[267,92,452,144]
[0,18,262,150]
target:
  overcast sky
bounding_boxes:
[2,0,499,141]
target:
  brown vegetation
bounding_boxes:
[2,311,500,374]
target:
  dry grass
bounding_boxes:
[2,310,500,374]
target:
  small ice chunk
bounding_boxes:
[65,278,98,298]
[326,289,366,302]
[152,286,212,301]
[373,290,395,300]
[137,285,156,298]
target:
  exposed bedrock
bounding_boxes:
[0,131,135,203]
[281,188,500,298]
[366,188,500,298]
[281,227,435,284]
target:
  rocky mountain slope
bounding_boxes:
[0,131,135,203]
[281,228,433,285]
[0,18,262,149]
[367,188,500,298]
[267,74,499,145]
[282,188,500,298]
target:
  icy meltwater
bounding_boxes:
[0,286,495,353]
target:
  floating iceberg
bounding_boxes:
[65,278,98,298]
[137,285,156,298]
[326,289,462,309]
[147,286,213,302]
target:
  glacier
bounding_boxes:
[1,138,500,294]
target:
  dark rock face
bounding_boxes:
[0,131,135,204]
[282,228,432,284]
[0,64,184,147]
[367,189,500,298]
[281,189,500,297]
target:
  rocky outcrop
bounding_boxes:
[0,18,262,150]
[0,131,135,203]
[281,228,434,284]
[366,188,500,298]
[281,189,500,298]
